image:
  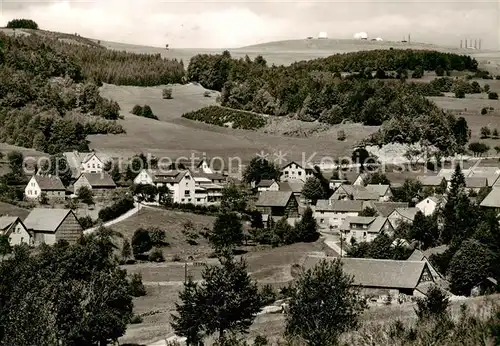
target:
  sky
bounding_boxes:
[0,0,499,49]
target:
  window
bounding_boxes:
[285,171,289,175]
[188,198,191,202]
[197,198,201,202]
[34,191,37,195]
[92,164,95,168]
[298,171,302,176]
[97,164,101,168]
[87,164,90,168]
[184,190,190,196]
[320,219,324,223]
[320,211,324,214]
[363,232,367,238]
[185,182,188,187]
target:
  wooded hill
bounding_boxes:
[185,50,479,154]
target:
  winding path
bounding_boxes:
[83,202,144,234]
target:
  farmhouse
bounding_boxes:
[416,196,445,216]
[438,167,500,187]
[416,176,447,190]
[280,161,314,182]
[25,175,66,200]
[256,179,279,192]
[255,191,299,218]
[64,151,109,177]
[407,248,445,282]
[0,216,31,246]
[331,185,379,201]
[388,207,420,229]
[365,184,393,201]
[314,200,365,229]
[73,172,116,194]
[465,177,488,193]
[369,202,409,217]
[24,208,83,246]
[134,169,196,204]
[340,216,393,243]
[279,180,304,197]
[302,255,434,297]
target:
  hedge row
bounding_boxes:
[164,202,220,215]
[98,196,135,222]
[182,106,266,130]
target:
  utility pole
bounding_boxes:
[184,262,188,284]
[340,231,343,258]
[460,40,463,49]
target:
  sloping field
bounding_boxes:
[92,83,377,163]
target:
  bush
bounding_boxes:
[98,196,134,222]
[260,284,277,305]
[337,130,346,141]
[182,106,266,130]
[148,247,165,262]
[6,19,39,30]
[150,227,166,246]
[203,91,211,97]
[132,228,153,258]
[455,90,465,98]
[489,92,499,100]
[481,107,489,115]
[130,104,158,120]
[164,202,220,215]
[162,88,173,99]
[129,273,147,297]
[480,126,491,138]
[130,315,143,324]
[78,216,94,230]
[172,253,181,262]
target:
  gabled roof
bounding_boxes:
[256,191,294,207]
[0,216,20,231]
[24,208,78,232]
[81,152,103,164]
[417,176,446,187]
[79,172,116,188]
[340,216,388,233]
[366,184,391,197]
[146,169,189,184]
[480,188,500,208]
[257,179,277,188]
[33,175,66,190]
[302,255,429,290]
[465,177,488,188]
[438,167,500,187]
[281,161,305,170]
[279,180,304,193]
[371,202,409,217]
[315,200,364,212]
[332,185,379,201]
[192,171,226,181]
[391,207,420,221]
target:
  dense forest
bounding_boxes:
[186,50,479,153]
[182,106,267,130]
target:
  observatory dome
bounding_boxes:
[318,31,328,39]
[354,32,368,40]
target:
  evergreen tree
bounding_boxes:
[286,259,367,346]
[121,239,132,262]
[302,177,327,204]
[415,285,450,320]
[208,212,244,250]
[220,182,247,212]
[172,277,204,345]
[408,211,439,250]
[295,207,319,242]
[242,157,280,184]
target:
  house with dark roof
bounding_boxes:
[25,175,66,200]
[279,180,304,198]
[365,184,393,201]
[340,216,393,243]
[255,191,299,218]
[465,177,488,193]
[369,202,409,217]
[302,255,435,296]
[134,169,196,204]
[256,179,279,192]
[280,161,314,182]
[331,185,379,201]
[0,216,31,246]
[407,248,448,287]
[314,200,365,229]
[439,167,500,188]
[73,172,116,194]
[24,208,83,246]
[388,207,420,229]
[417,176,447,190]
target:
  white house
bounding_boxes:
[416,196,443,216]
[280,161,314,182]
[315,200,365,229]
[340,216,393,244]
[256,179,280,192]
[388,208,420,229]
[64,151,109,178]
[25,175,66,200]
[134,169,196,204]
[0,216,31,246]
[196,159,214,174]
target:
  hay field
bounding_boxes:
[92,83,377,163]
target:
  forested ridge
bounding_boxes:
[186,50,479,153]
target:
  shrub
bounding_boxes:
[129,273,147,297]
[150,227,166,246]
[481,107,488,115]
[260,284,277,305]
[131,105,143,115]
[162,88,173,99]
[172,254,181,262]
[98,196,134,222]
[480,126,491,138]
[78,216,94,229]
[489,92,499,100]
[415,284,449,320]
[203,91,211,97]
[6,19,39,30]
[132,228,152,258]
[182,106,266,130]
[148,247,165,262]
[337,130,346,141]
[130,315,143,324]
[493,129,499,139]
[455,90,465,98]
[484,84,491,92]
